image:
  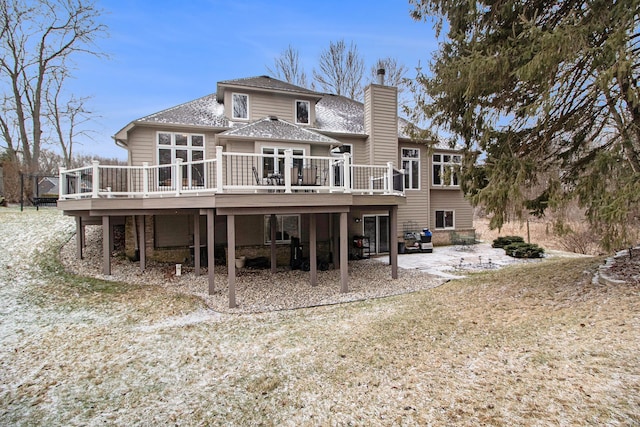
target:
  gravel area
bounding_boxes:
[60,225,447,314]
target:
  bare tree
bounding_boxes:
[266,45,309,88]
[370,57,408,92]
[313,39,365,100]
[0,0,106,177]
[46,71,93,168]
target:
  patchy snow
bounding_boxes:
[1,208,636,426]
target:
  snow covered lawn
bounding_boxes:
[1,208,638,425]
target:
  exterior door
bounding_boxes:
[363,215,390,254]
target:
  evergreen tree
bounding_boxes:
[409,0,640,249]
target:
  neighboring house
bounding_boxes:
[58,71,473,308]
[38,176,59,197]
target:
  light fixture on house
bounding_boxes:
[354,217,361,223]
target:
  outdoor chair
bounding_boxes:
[301,165,317,186]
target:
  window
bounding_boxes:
[264,214,300,244]
[295,100,310,124]
[232,93,248,119]
[261,146,304,178]
[401,148,420,190]
[435,210,455,229]
[432,153,461,186]
[157,132,205,187]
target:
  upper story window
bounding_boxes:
[402,148,420,190]
[232,93,248,119]
[432,153,461,186]
[157,132,205,188]
[295,100,310,124]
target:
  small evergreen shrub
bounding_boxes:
[503,242,545,258]
[492,235,525,248]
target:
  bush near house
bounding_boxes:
[503,242,545,258]
[492,235,525,248]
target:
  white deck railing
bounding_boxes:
[59,147,404,200]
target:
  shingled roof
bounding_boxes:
[131,77,418,140]
[221,116,339,144]
[217,76,320,98]
[137,93,227,128]
[314,94,415,139]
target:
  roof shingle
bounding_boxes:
[137,94,227,127]
[221,116,339,144]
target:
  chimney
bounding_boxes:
[376,68,385,85]
[364,70,398,165]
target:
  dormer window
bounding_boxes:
[232,93,248,120]
[295,100,310,125]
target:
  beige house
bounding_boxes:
[58,71,473,308]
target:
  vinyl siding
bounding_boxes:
[127,126,219,166]
[364,85,398,167]
[127,127,155,165]
[430,189,474,229]
[396,143,430,239]
[224,90,316,125]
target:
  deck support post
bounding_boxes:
[310,213,317,286]
[194,213,201,276]
[270,214,277,273]
[207,209,215,294]
[390,205,398,279]
[75,216,83,260]
[102,215,111,275]
[332,214,339,269]
[227,214,237,308]
[339,211,348,293]
[138,216,146,272]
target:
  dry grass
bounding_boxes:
[2,210,639,425]
[474,217,565,251]
[475,215,640,256]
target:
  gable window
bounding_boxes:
[435,210,455,229]
[157,132,205,188]
[232,93,248,119]
[295,100,310,124]
[432,153,461,186]
[401,148,420,190]
[264,214,300,244]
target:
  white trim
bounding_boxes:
[260,145,305,177]
[435,209,455,230]
[156,131,206,188]
[232,92,249,120]
[401,147,420,190]
[432,153,461,187]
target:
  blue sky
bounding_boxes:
[69,0,437,159]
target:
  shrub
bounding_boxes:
[504,242,545,258]
[492,235,525,248]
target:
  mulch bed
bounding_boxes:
[606,247,640,284]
